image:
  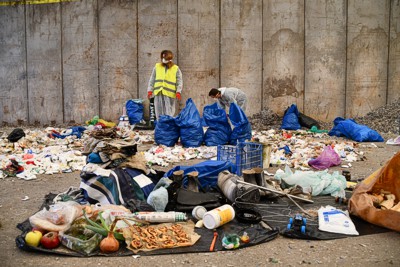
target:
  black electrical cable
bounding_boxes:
[235,207,262,224]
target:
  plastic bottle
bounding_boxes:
[203,204,235,229]
[130,212,187,223]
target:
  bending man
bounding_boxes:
[209,87,248,112]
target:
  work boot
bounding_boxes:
[253,167,265,187]
[172,170,184,185]
[242,169,257,185]
[186,171,199,193]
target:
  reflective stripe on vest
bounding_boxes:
[153,63,178,98]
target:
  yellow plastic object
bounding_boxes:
[98,119,116,128]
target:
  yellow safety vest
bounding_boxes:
[153,63,179,98]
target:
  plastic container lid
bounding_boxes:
[203,212,219,229]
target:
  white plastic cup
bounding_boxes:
[203,204,235,229]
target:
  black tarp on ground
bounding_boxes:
[235,192,390,240]
[15,193,279,257]
[15,191,390,257]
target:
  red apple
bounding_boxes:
[40,231,60,249]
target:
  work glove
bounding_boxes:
[147,91,153,99]
[176,92,181,101]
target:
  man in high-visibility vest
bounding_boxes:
[147,50,183,120]
[209,87,248,112]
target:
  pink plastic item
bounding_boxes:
[308,146,341,170]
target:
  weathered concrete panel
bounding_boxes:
[138,0,177,103]
[388,0,400,103]
[26,4,63,125]
[99,0,137,122]
[305,0,346,121]
[62,0,98,124]
[178,0,219,113]
[0,5,28,125]
[263,0,305,116]
[221,0,262,116]
[346,0,389,118]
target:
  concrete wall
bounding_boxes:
[0,0,399,126]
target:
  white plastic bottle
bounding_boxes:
[203,204,235,229]
[131,212,187,223]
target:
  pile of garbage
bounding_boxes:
[252,129,362,170]
[144,145,217,167]
[248,108,282,131]
[249,99,400,135]
[0,127,154,180]
[354,99,400,135]
[0,128,86,180]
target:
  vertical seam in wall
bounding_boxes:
[60,2,65,124]
[136,0,139,97]
[176,0,179,65]
[303,0,307,113]
[218,0,221,87]
[24,5,29,124]
[97,0,100,117]
[386,0,391,105]
[261,0,264,111]
[344,0,348,118]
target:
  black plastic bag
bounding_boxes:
[298,112,320,129]
[7,128,25,142]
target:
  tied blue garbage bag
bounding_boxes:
[126,99,144,125]
[203,103,231,146]
[281,104,301,130]
[328,117,384,142]
[229,103,252,145]
[175,98,204,147]
[154,115,180,147]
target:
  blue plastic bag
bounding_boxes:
[126,99,144,125]
[281,104,301,130]
[154,115,180,147]
[229,103,252,145]
[164,160,235,190]
[203,103,231,146]
[175,98,204,147]
[328,117,384,142]
[70,126,86,139]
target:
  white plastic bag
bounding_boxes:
[29,201,82,232]
[318,205,359,235]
